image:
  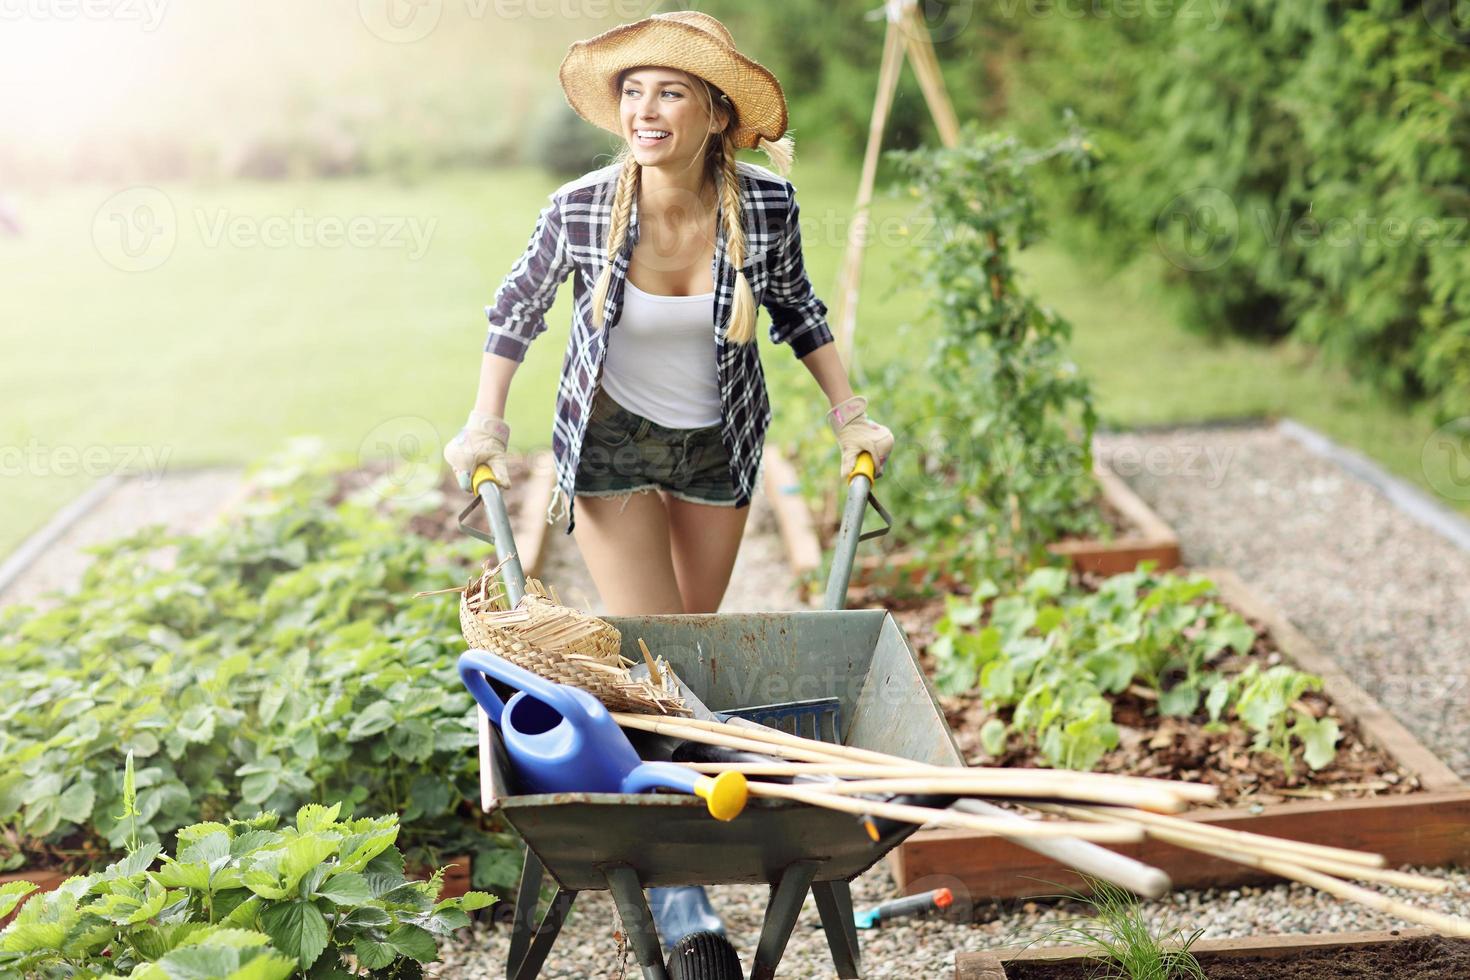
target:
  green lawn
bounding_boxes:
[2,157,1460,557]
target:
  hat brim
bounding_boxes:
[559,18,787,152]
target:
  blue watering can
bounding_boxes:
[458,648,747,821]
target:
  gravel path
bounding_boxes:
[444,425,1470,977]
[0,468,245,610]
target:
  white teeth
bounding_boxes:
[635,130,670,139]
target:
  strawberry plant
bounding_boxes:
[0,802,491,978]
[0,442,514,887]
[932,564,1340,773]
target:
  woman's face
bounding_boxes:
[619,67,722,171]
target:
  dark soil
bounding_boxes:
[1003,936,1470,979]
[847,576,1423,808]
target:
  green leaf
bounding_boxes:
[259,899,330,969]
[1022,566,1068,599]
[295,803,342,834]
[57,780,96,823]
[447,890,495,913]
[1205,677,1233,723]
[1158,681,1200,717]
[315,872,372,906]
[240,772,280,806]
[979,718,1008,757]
[1298,716,1341,771]
[353,936,396,970]
[0,881,38,920]
[385,923,438,962]
[348,702,396,741]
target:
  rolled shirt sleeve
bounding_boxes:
[762,182,836,359]
[484,193,575,362]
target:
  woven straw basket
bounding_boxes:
[457,561,687,716]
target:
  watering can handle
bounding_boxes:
[456,464,528,605]
[822,450,893,611]
[458,649,584,728]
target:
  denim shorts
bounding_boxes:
[574,387,742,508]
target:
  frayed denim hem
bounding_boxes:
[575,484,662,515]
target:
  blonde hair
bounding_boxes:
[589,70,795,345]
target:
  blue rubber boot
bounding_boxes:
[647,885,725,949]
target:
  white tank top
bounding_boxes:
[600,280,722,429]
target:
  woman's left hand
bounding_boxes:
[827,395,894,478]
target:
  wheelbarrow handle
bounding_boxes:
[822,450,892,611]
[456,463,528,605]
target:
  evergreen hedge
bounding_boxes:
[997,1,1470,418]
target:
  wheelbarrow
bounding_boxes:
[457,453,964,979]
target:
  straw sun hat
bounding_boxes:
[558,10,789,154]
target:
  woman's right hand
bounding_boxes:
[443,410,511,491]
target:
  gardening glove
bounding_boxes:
[827,395,894,479]
[443,410,511,492]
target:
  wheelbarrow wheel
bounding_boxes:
[667,930,741,979]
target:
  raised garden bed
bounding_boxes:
[956,929,1470,979]
[765,449,1180,596]
[891,568,1470,899]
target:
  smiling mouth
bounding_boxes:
[634,129,671,145]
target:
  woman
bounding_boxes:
[443,10,894,618]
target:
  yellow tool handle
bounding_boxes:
[847,450,876,484]
[693,771,748,822]
[471,463,504,496]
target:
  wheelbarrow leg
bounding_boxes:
[605,865,669,980]
[750,860,819,980]
[507,848,577,980]
[811,880,861,978]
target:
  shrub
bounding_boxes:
[999,2,1470,420]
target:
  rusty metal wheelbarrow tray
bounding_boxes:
[460,454,962,979]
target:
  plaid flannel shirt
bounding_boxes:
[483,160,835,534]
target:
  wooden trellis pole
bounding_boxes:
[832,0,963,363]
